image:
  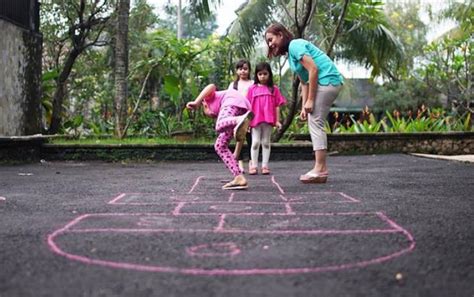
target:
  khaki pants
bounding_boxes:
[308,84,342,151]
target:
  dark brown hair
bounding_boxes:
[232,59,251,90]
[264,23,294,58]
[254,62,274,94]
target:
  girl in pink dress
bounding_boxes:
[186,84,252,190]
[247,62,287,175]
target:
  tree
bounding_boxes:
[414,1,473,117]
[383,0,428,80]
[114,0,131,138]
[41,0,112,134]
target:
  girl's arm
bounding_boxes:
[186,84,216,110]
[300,55,319,116]
[275,106,282,129]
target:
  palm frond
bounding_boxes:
[338,22,404,78]
[226,0,276,56]
[188,0,221,21]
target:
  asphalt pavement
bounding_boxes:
[0,154,473,297]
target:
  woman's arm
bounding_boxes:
[300,55,319,114]
[186,84,216,110]
[300,81,309,120]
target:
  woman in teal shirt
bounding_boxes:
[265,23,343,184]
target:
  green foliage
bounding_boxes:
[373,78,442,113]
[383,0,428,79]
[40,69,59,128]
[380,108,473,133]
[419,33,472,111]
[286,106,472,135]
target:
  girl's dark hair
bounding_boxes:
[264,23,294,58]
[232,59,251,90]
[254,62,274,93]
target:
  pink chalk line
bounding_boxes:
[68,228,403,235]
[339,192,360,202]
[271,176,285,194]
[108,193,126,204]
[108,193,356,205]
[186,242,240,257]
[285,203,295,215]
[188,176,204,194]
[0,196,6,202]
[214,214,226,231]
[172,202,185,215]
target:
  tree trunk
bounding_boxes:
[326,0,351,58]
[177,0,183,39]
[48,49,80,134]
[114,0,130,138]
[273,76,300,142]
[273,1,310,142]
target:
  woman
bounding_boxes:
[265,23,343,184]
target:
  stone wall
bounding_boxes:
[0,18,42,136]
[1,133,472,162]
[294,132,473,155]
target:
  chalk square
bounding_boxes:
[230,192,286,203]
[178,202,287,214]
[223,212,394,232]
[67,213,220,231]
[282,192,359,203]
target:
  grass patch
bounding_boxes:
[49,137,213,145]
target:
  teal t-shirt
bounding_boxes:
[288,39,343,86]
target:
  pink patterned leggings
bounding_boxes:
[214,105,247,176]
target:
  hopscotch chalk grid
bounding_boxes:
[48,175,415,275]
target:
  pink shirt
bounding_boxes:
[247,84,286,127]
[204,89,251,118]
[228,80,254,97]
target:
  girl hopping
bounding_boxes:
[186,84,253,190]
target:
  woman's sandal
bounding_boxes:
[261,167,270,175]
[222,180,248,190]
[299,171,328,184]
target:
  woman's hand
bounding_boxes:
[300,109,307,121]
[303,99,314,114]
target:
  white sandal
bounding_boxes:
[299,171,328,184]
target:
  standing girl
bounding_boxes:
[264,23,343,183]
[247,62,287,175]
[228,59,254,96]
[228,59,254,173]
[186,84,252,190]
